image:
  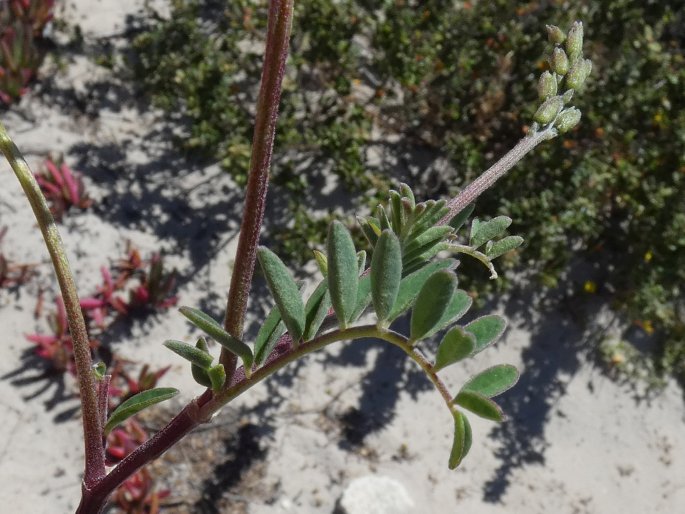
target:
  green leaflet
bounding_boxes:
[448,410,472,470]
[434,327,476,371]
[389,189,405,233]
[254,305,286,366]
[419,289,472,341]
[371,230,402,323]
[403,225,453,263]
[486,236,524,259]
[469,216,512,249]
[358,216,380,248]
[327,221,359,327]
[408,199,449,238]
[207,364,226,392]
[163,339,214,369]
[93,361,106,380]
[410,270,458,343]
[257,246,306,344]
[104,387,179,435]
[399,182,415,208]
[465,314,507,355]
[447,203,475,232]
[376,204,392,231]
[357,250,367,274]
[180,306,254,370]
[304,280,331,341]
[313,249,328,276]
[461,364,519,398]
[350,274,371,322]
[191,338,213,388]
[388,259,456,321]
[453,390,504,422]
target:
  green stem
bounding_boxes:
[203,324,454,416]
[220,0,294,378]
[0,122,106,486]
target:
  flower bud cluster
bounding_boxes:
[532,21,592,134]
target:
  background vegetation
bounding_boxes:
[131,0,684,386]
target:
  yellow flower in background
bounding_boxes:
[583,280,597,293]
[642,320,655,335]
[644,250,653,263]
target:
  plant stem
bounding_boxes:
[0,123,106,486]
[80,325,451,512]
[439,126,557,223]
[220,0,294,377]
[203,325,454,417]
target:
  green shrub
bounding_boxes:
[131,0,684,384]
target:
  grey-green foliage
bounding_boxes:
[164,184,523,470]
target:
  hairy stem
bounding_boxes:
[204,325,454,416]
[439,126,557,223]
[0,123,106,486]
[221,0,294,376]
[81,325,450,512]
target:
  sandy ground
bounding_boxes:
[1,1,684,513]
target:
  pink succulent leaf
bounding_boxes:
[44,159,64,187]
[25,333,57,345]
[35,177,62,196]
[60,163,80,205]
[80,297,106,309]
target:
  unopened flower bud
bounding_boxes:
[565,58,592,90]
[562,89,574,103]
[555,107,582,133]
[566,21,584,62]
[546,25,566,45]
[534,95,564,125]
[537,71,558,100]
[551,47,569,75]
